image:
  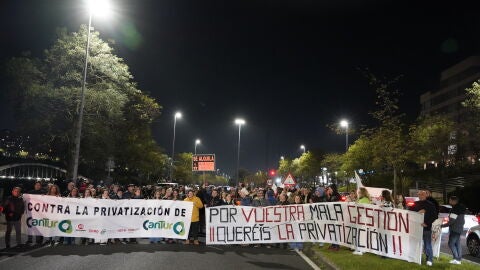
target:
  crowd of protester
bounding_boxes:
[1,180,466,265]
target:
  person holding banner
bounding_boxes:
[441,196,465,265]
[46,184,62,247]
[223,193,235,205]
[326,184,341,251]
[2,187,25,249]
[25,181,45,246]
[184,190,204,245]
[411,190,437,266]
[288,195,304,251]
[352,187,372,255]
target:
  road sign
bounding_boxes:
[192,154,216,172]
[283,173,296,186]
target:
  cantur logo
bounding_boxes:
[143,220,185,236]
[26,218,73,234]
[58,220,72,233]
[27,217,58,228]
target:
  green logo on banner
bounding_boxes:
[58,220,72,234]
[173,222,185,236]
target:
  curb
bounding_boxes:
[440,251,480,266]
[304,244,339,270]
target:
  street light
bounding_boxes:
[235,118,245,188]
[170,112,182,180]
[280,156,284,160]
[72,0,112,183]
[300,145,306,154]
[194,139,201,155]
[340,119,349,152]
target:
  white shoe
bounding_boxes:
[352,251,363,255]
[452,260,461,265]
[426,261,432,266]
[449,259,456,263]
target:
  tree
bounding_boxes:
[362,71,408,197]
[408,115,456,166]
[461,80,480,160]
[5,26,163,180]
[341,136,374,174]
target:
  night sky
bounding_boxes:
[1,0,479,176]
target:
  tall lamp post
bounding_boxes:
[235,118,245,188]
[72,0,111,183]
[170,112,182,181]
[300,144,306,154]
[194,139,201,155]
[340,120,349,152]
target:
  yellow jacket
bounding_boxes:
[184,196,204,222]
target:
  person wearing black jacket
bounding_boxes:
[326,184,341,251]
[441,196,465,265]
[411,190,437,266]
[25,182,45,245]
[206,189,224,207]
[426,190,440,216]
[2,187,25,248]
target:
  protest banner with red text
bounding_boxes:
[206,202,424,264]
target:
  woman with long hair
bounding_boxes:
[46,185,61,246]
[381,190,395,208]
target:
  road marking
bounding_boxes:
[296,249,321,270]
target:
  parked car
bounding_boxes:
[467,224,480,257]
[439,204,480,233]
[404,196,418,208]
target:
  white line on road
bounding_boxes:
[296,249,321,270]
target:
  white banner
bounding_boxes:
[207,202,424,264]
[23,194,193,239]
[431,218,443,258]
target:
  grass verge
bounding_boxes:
[303,244,480,270]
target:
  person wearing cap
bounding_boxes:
[2,187,25,248]
[441,196,465,265]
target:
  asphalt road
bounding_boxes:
[0,238,315,270]
[440,231,480,264]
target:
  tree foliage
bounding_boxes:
[408,115,456,165]
[5,26,164,181]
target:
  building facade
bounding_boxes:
[420,55,480,120]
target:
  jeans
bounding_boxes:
[423,230,433,263]
[5,220,22,246]
[448,232,462,261]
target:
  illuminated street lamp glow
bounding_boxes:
[300,145,306,154]
[170,111,182,180]
[72,0,113,183]
[235,119,245,125]
[340,119,349,152]
[194,139,201,154]
[235,118,246,188]
[87,0,112,17]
